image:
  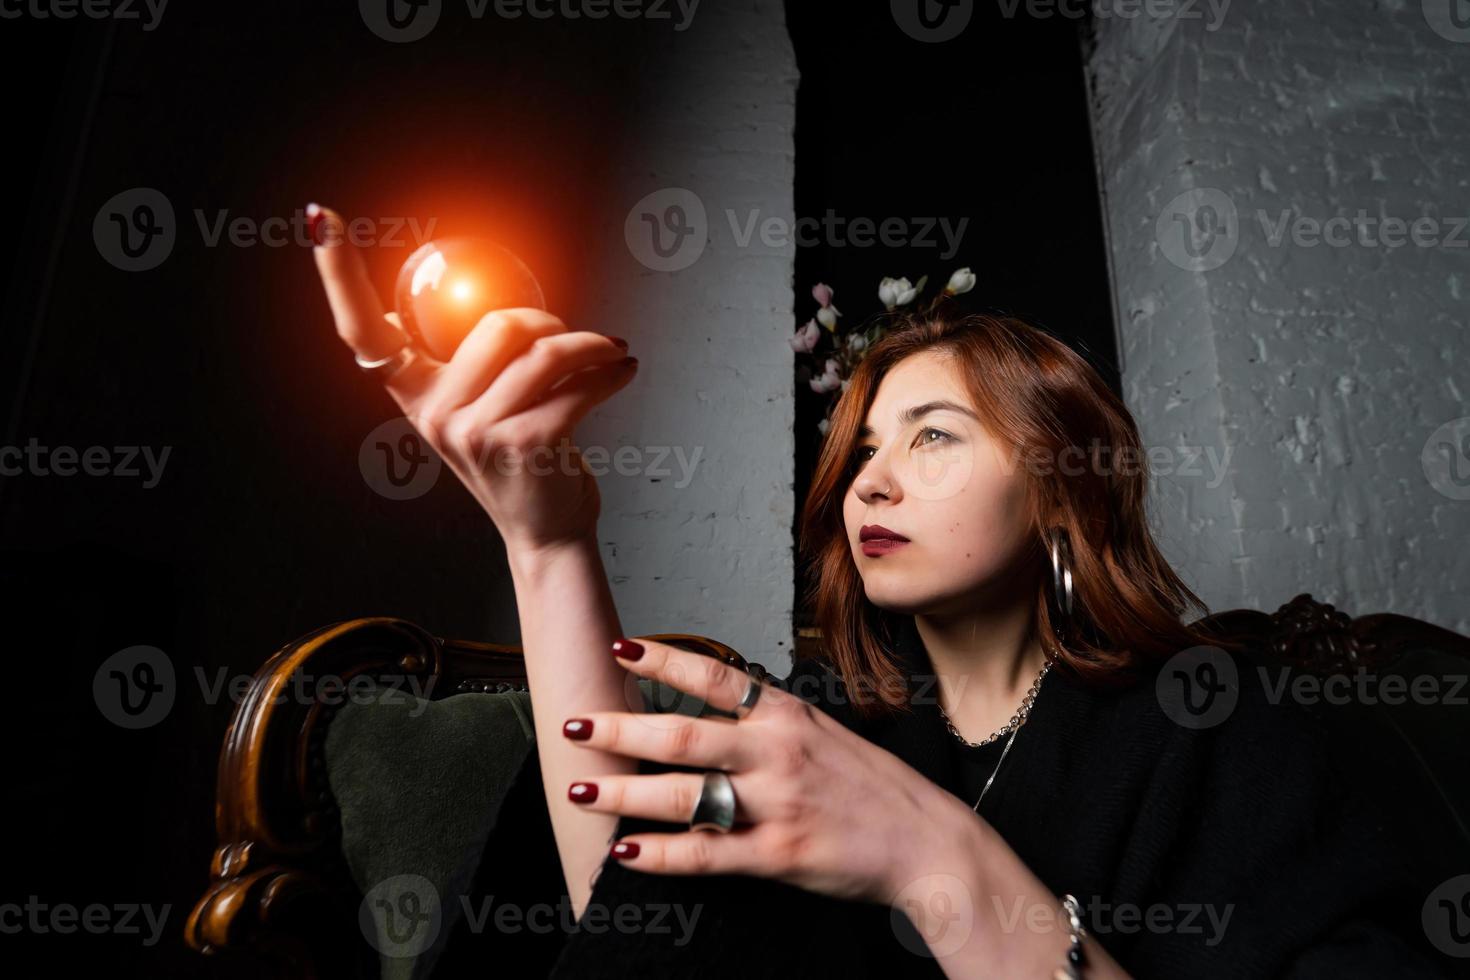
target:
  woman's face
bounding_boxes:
[842,350,1036,616]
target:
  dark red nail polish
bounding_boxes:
[305,203,326,246]
[612,638,644,661]
[569,782,598,803]
[610,841,640,860]
[604,335,629,350]
[563,718,593,740]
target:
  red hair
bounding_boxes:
[798,309,1232,719]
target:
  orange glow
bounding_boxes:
[450,279,475,302]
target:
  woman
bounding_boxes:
[308,204,1442,978]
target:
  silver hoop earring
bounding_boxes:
[1045,526,1075,644]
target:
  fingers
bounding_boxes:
[308,204,407,361]
[521,355,639,433]
[425,308,568,412]
[465,328,632,422]
[310,204,439,401]
[604,824,790,878]
[561,711,754,771]
[567,771,770,825]
[607,638,800,720]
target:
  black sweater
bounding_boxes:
[436,616,1454,978]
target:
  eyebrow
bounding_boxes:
[857,400,980,438]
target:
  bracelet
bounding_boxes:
[1053,893,1087,980]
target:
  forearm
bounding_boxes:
[506,533,636,918]
[903,813,1131,979]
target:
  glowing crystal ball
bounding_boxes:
[394,238,546,361]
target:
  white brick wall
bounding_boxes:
[578,0,799,670]
[1087,0,1469,631]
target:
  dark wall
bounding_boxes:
[785,1,1116,622]
[0,6,663,976]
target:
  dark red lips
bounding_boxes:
[860,524,910,542]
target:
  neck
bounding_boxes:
[915,597,1049,743]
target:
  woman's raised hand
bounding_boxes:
[308,204,639,555]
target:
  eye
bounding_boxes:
[915,426,953,447]
[852,427,952,467]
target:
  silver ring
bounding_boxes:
[355,341,417,381]
[688,770,737,833]
[733,672,762,720]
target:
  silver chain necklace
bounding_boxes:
[937,659,1052,812]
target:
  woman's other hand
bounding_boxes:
[308,203,638,555]
[558,639,981,909]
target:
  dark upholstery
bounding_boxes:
[323,678,713,979]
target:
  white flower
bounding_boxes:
[840,378,851,392]
[817,418,830,436]
[812,282,834,308]
[944,267,976,295]
[879,276,918,310]
[847,333,867,352]
[809,373,841,393]
[816,306,839,331]
[808,358,842,393]
[789,319,821,352]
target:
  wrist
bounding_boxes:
[505,531,601,582]
[894,796,992,928]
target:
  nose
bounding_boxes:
[851,447,899,504]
